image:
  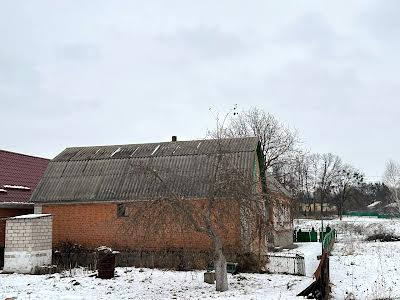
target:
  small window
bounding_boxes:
[117,203,128,217]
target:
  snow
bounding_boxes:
[331,241,400,299]
[296,216,400,299]
[151,145,160,155]
[0,202,34,208]
[10,214,51,219]
[10,217,400,299]
[0,267,313,300]
[130,146,140,157]
[0,189,7,193]
[367,201,381,208]
[288,243,321,277]
[3,185,30,190]
[267,243,321,277]
[110,147,121,157]
[295,217,400,236]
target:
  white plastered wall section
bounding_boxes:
[33,205,43,214]
[3,214,52,274]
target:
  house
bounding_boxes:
[299,201,337,216]
[265,175,293,248]
[0,150,49,267]
[30,137,293,270]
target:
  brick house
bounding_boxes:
[265,175,294,248]
[0,150,49,267]
[30,137,293,269]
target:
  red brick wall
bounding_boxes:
[0,208,33,246]
[269,192,293,231]
[42,201,242,252]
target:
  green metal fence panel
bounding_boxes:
[377,214,397,219]
[344,211,400,219]
[310,231,318,242]
[322,229,336,253]
[295,230,321,242]
[296,231,311,242]
[344,211,379,217]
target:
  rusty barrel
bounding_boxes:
[96,247,116,279]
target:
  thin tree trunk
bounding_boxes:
[214,238,228,292]
[339,188,346,221]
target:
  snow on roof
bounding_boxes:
[367,201,381,208]
[0,202,34,211]
[0,201,33,207]
[110,147,121,157]
[3,185,31,190]
[9,214,51,220]
[151,145,161,155]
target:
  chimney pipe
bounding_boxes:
[172,136,177,142]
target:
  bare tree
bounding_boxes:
[121,136,266,292]
[295,153,342,215]
[383,160,400,211]
[332,166,364,220]
[209,107,299,176]
[273,151,303,212]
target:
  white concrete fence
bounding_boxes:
[266,253,306,276]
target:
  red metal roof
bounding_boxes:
[0,150,49,203]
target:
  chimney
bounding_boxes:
[172,136,177,142]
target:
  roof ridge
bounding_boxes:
[55,149,257,162]
[0,149,50,161]
[62,136,259,151]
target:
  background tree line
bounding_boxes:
[214,107,393,217]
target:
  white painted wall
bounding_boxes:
[4,250,52,274]
[3,214,52,274]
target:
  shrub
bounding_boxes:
[365,233,400,242]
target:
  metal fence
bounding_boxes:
[266,253,305,276]
[323,229,336,253]
[344,211,400,219]
[298,228,336,299]
[294,229,332,243]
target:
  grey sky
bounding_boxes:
[0,1,398,181]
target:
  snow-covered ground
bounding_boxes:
[268,242,321,277]
[288,243,321,277]
[295,216,400,237]
[0,267,313,300]
[5,217,396,299]
[297,217,400,299]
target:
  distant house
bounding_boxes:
[367,201,382,210]
[0,150,49,267]
[299,201,337,216]
[31,137,293,269]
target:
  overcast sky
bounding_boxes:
[1,1,399,181]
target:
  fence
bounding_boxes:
[323,229,336,254]
[295,229,318,242]
[344,211,400,219]
[298,229,336,299]
[266,253,305,276]
[294,229,332,243]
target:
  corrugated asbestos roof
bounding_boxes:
[266,174,292,198]
[31,137,260,204]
